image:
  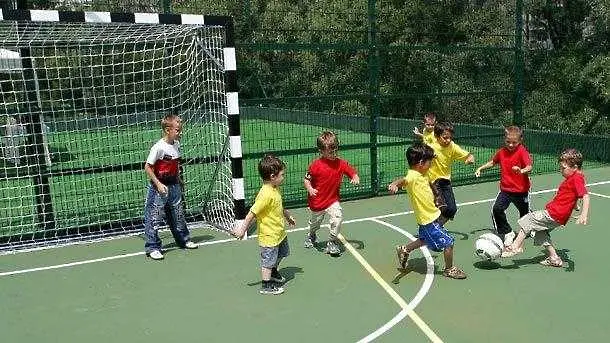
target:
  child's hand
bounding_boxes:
[474,169,482,177]
[413,127,421,136]
[350,175,360,185]
[512,165,521,173]
[286,215,296,227]
[464,154,475,165]
[576,214,588,225]
[231,226,246,240]
[388,183,399,194]
[307,188,318,197]
[156,183,168,195]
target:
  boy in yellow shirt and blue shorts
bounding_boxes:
[388,143,467,279]
[232,155,296,295]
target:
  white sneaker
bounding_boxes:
[184,241,198,249]
[503,232,516,247]
[148,250,164,260]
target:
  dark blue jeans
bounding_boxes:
[143,183,190,253]
[431,178,457,221]
[492,191,530,238]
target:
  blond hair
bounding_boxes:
[161,114,181,132]
[317,131,338,151]
[504,125,523,139]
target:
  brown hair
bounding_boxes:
[317,130,339,151]
[161,114,181,132]
[434,121,454,137]
[424,112,436,121]
[559,148,583,169]
[258,154,286,181]
[504,125,523,139]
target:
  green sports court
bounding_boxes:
[2,167,609,342]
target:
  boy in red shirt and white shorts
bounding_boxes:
[501,148,590,267]
[303,131,359,256]
[475,126,533,246]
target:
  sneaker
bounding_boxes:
[270,269,286,284]
[303,232,317,248]
[503,232,516,247]
[325,240,341,256]
[395,245,409,270]
[443,266,467,279]
[184,241,198,249]
[259,283,284,295]
[148,250,164,260]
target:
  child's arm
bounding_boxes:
[231,211,255,239]
[576,194,590,225]
[464,153,475,165]
[283,209,296,227]
[475,160,495,177]
[304,177,318,196]
[144,163,168,194]
[412,127,423,137]
[388,177,406,194]
[341,160,360,185]
[512,164,532,175]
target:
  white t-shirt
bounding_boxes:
[146,139,181,183]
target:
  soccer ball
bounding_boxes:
[475,233,504,261]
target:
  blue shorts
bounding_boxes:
[260,237,290,269]
[418,220,454,252]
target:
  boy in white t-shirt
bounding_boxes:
[143,114,198,260]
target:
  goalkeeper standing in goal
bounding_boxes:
[143,114,198,260]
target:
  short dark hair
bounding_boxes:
[258,154,286,181]
[559,148,583,169]
[434,121,454,137]
[424,112,436,120]
[406,143,435,167]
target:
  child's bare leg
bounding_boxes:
[545,244,560,261]
[261,266,272,281]
[509,229,528,250]
[443,246,454,269]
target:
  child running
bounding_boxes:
[427,122,475,225]
[475,126,533,246]
[232,154,296,295]
[501,148,590,267]
[388,142,467,279]
[303,131,359,256]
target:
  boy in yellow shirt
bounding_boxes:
[232,155,296,295]
[413,112,437,145]
[388,143,467,279]
[427,121,475,225]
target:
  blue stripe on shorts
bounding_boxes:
[418,220,454,252]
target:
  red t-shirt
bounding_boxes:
[305,158,357,211]
[492,145,532,193]
[545,171,587,225]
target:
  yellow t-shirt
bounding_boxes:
[250,183,287,247]
[427,140,470,182]
[403,169,441,225]
[422,130,436,145]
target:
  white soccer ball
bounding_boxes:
[475,233,504,261]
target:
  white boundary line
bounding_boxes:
[2,180,609,278]
[590,192,610,199]
[351,218,441,343]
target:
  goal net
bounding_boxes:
[0,11,244,252]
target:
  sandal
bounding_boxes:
[443,266,467,279]
[501,246,523,258]
[395,245,409,271]
[539,257,563,268]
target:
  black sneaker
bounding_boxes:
[304,232,316,248]
[325,240,341,256]
[260,283,284,295]
[270,269,286,283]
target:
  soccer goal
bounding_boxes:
[0,10,245,252]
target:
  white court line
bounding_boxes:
[590,192,610,199]
[2,180,609,278]
[350,218,441,343]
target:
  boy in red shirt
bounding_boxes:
[303,131,359,256]
[501,148,590,267]
[475,126,533,246]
